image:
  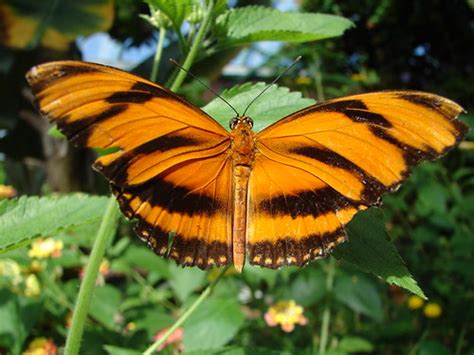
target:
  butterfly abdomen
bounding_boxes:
[230,118,256,272]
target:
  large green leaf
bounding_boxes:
[0,195,109,254]
[183,297,245,351]
[202,82,315,132]
[168,263,206,302]
[333,208,426,298]
[0,0,114,50]
[215,6,353,50]
[334,273,383,321]
[89,285,122,330]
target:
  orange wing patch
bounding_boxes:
[249,91,467,268]
[27,61,233,269]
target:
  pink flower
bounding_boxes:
[153,327,184,351]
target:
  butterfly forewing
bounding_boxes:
[249,91,467,268]
[27,61,233,269]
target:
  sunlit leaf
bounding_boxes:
[0,195,109,254]
[215,6,353,50]
[202,82,315,132]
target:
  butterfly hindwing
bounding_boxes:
[27,61,233,269]
[248,91,467,268]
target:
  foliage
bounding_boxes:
[0,0,473,354]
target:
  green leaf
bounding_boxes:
[129,308,173,338]
[202,82,315,132]
[168,263,206,302]
[418,340,451,355]
[334,273,383,322]
[89,285,122,330]
[338,336,374,353]
[285,269,326,307]
[145,0,196,29]
[333,208,426,299]
[183,297,245,351]
[0,195,110,254]
[120,244,170,279]
[183,346,290,355]
[103,345,142,355]
[215,6,353,49]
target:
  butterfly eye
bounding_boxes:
[229,117,239,130]
[244,117,254,128]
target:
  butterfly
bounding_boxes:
[26,61,468,272]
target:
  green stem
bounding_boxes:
[455,319,468,355]
[319,257,336,355]
[170,0,214,92]
[150,28,167,83]
[142,266,228,355]
[64,197,119,355]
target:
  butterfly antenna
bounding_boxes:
[242,56,302,117]
[169,59,240,116]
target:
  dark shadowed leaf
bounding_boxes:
[333,208,426,299]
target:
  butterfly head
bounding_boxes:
[229,116,254,130]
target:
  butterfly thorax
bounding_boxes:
[230,116,255,167]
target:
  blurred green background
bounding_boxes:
[0,0,473,354]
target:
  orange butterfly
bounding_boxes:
[26,61,468,272]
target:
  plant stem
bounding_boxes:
[142,266,229,355]
[170,0,214,92]
[150,28,167,83]
[319,257,336,355]
[64,197,119,355]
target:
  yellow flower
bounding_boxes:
[23,337,57,355]
[424,303,442,318]
[264,300,308,333]
[407,295,425,310]
[0,259,22,286]
[28,238,64,259]
[351,72,367,81]
[99,259,110,275]
[295,76,311,86]
[24,274,41,297]
[29,260,45,273]
[0,184,17,198]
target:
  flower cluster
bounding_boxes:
[28,238,63,259]
[0,259,41,297]
[264,300,308,332]
[23,337,57,355]
[406,295,442,318]
[0,184,17,198]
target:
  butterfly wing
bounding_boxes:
[27,61,233,269]
[249,91,468,268]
